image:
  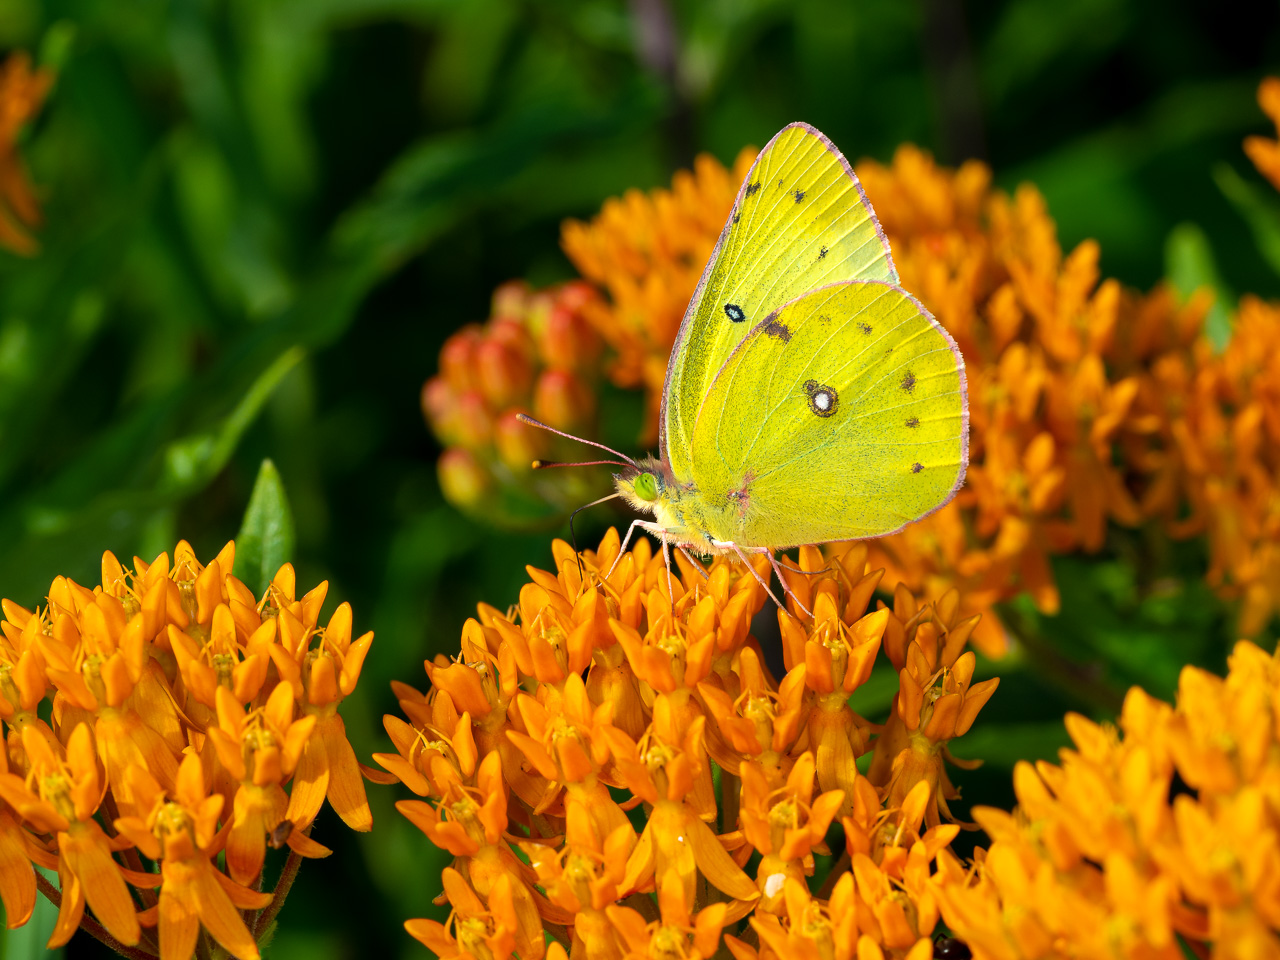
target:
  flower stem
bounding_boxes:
[35,870,158,960]
[253,846,303,939]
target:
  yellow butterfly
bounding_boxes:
[524,123,968,611]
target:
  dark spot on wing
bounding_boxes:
[732,211,740,224]
[746,181,761,196]
[777,178,784,187]
[906,417,920,428]
[803,380,839,418]
[857,322,872,334]
[762,317,791,341]
[818,245,828,260]
[901,370,916,393]
[724,303,747,323]
[912,462,924,473]
[793,189,805,202]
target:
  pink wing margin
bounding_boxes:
[657,121,900,463]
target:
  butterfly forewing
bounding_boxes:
[661,124,897,482]
[687,281,967,549]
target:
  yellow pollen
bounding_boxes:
[454,916,497,960]
[39,771,76,821]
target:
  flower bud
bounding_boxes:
[451,391,494,450]
[421,377,456,440]
[476,339,533,410]
[542,302,601,373]
[533,370,592,431]
[494,410,545,472]
[439,326,483,392]
[491,280,530,319]
[438,448,491,508]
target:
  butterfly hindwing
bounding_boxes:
[661,124,897,481]
[687,281,967,548]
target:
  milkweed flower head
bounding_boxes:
[0,540,374,959]
[934,639,1280,960]
[383,529,1001,959]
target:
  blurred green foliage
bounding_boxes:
[0,0,1275,957]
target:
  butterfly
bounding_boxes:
[522,123,969,613]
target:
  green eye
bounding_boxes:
[633,472,658,501]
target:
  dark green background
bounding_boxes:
[0,1,1275,957]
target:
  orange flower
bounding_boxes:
[206,685,321,884]
[0,724,139,948]
[388,530,1001,958]
[0,539,372,956]
[1245,77,1280,193]
[605,871,728,960]
[114,754,271,960]
[935,639,1280,960]
[0,51,52,255]
[270,587,375,835]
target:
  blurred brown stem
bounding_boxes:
[1002,605,1124,715]
[35,870,158,960]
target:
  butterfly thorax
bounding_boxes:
[614,457,719,554]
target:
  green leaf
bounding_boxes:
[235,459,296,596]
[1215,162,1280,278]
[3,867,60,959]
[1164,222,1233,350]
[159,345,304,494]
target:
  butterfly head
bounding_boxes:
[613,456,671,514]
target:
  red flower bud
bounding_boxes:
[533,370,593,431]
[494,410,545,472]
[476,340,533,410]
[541,303,601,372]
[421,377,456,438]
[451,391,494,450]
[440,326,483,392]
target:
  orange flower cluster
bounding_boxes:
[854,148,1210,654]
[1244,76,1280,192]
[561,147,757,442]
[935,638,1280,960]
[0,541,373,959]
[0,50,52,255]
[378,530,999,959]
[423,280,611,521]
[1128,77,1280,634]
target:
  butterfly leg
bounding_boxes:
[634,520,680,608]
[763,550,815,618]
[716,540,787,611]
[675,544,710,581]
[606,518,648,580]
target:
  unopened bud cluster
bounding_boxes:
[423,280,612,523]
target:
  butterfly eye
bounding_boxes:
[633,472,658,501]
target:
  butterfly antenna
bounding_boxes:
[517,414,639,469]
[567,492,621,583]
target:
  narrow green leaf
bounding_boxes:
[1215,162,1280,277]
[235,459,296,597]
[160,345,304,494]
[1164,222,1233,350]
